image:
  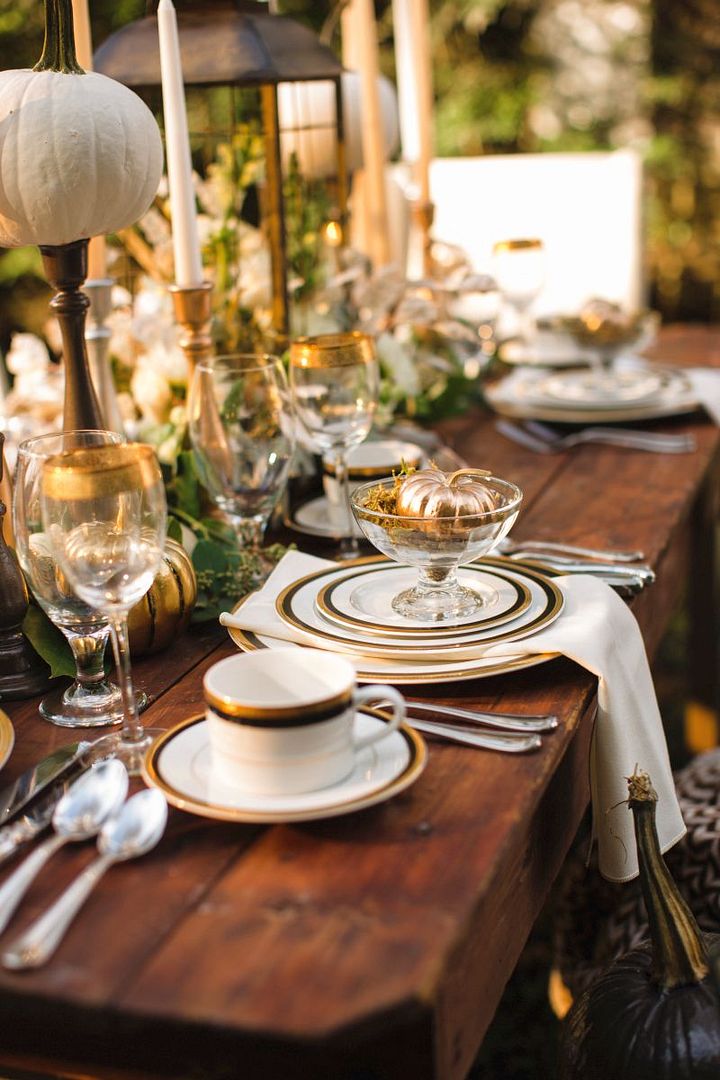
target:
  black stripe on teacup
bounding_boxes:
[205,690,353,728]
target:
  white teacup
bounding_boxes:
[204,648,406,796]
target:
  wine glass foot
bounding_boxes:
[84,726,164,777]
[38,684,148,729]
[391,582,496,623]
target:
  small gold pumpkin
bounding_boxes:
[128,538,197,657]
[396,468,497,520]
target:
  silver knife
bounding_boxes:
[0,798,57,867]
[0,741,92,825]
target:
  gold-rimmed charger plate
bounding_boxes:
[225,594,559,685]
[143,710,427,824]
[275,557,562,660]
[315,558,532,637]
[0,710,14,772]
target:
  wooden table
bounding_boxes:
[0,326,718,1080]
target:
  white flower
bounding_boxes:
[6,334,50,375]
[130,363,173,425]
[376,332,420,396]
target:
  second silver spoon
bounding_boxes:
[0,760,128,937]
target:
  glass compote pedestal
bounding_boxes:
[187,354,295,586]
[40,443,167,774]
[290,332,379,560]
[13,430,146,728]
[351,475,523,622]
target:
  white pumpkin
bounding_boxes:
[0,1,162,248]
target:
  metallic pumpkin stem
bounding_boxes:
[447,468,492,486]
[34,0,85,75]
[628,768,710,989]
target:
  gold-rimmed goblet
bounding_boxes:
[492,238,546,353]
[186,354,295,584]
[40,443,167,774]
[13,430,149,728]
[289,332,379,559]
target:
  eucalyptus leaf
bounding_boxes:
[192,540,229,574]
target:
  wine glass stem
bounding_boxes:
[333,451,359,559]
[62,625,110,689]
[108,616,143,744]
[234,516,264,552]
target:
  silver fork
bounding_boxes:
[496,418,696,454]
[404,701,558,733]
[496,538,645,563]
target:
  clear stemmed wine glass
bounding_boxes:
[289,332,379,559]
[40,443,167,774]
[492,238,546,354]
[13,430,148,728]
[187,354,295,583]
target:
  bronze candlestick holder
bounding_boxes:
[39,239,106,432]
[0,435,51,700]
[169,281,214,373]
[84,278,124,434]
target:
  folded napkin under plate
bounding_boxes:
[220,551,685,883]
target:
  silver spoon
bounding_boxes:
[2,788,168,970]
[0,760,128,937]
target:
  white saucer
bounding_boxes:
[288,496,364,540]
[143,711,427,823]
[538,368,667,407]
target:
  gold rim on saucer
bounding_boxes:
[0,709,14,772]
[142,709,427,824]
[275,558,562,657]
[315,560,532,637]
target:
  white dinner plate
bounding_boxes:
[537,368,670,408]
[143,711,426,823]
[227,608,558,685]
[275,559,562,660]
[486,366,699,424]
[315,558,531,637]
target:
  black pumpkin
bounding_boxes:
[559,770,720,1080]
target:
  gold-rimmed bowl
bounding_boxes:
[351,476,522,623]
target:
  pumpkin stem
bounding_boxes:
[628,768,709,989]
[447,468,492,486]
[34,0,85,75]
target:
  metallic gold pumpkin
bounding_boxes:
[395,468,497,520]
[128,539,197,657]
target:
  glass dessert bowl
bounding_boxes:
[351,468,523,623]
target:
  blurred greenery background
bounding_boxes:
[0,0,719,352]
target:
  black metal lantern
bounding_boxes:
[94,0,349,342]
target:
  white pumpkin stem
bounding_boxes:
[35,0,85,75]
[447,468,492,487]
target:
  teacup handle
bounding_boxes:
[352,685,406,751]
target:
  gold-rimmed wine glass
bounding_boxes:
[13,429,149,728]
[492,238,546,353]
[289,332,379,559]
[186,353,295,584]
[40,443,167,774]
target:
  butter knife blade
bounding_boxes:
[0,741,91,825]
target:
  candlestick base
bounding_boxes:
[84,278,124,435]
[169,282,214,374]
[40,239,105,433]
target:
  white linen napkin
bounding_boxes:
[686,368,720,425]
[221,551,685,882]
